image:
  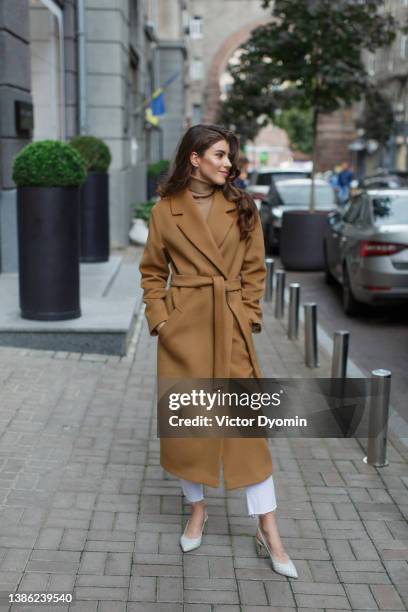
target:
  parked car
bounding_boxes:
[260,178,338,253]
[323,189,408,315]
[247,166,312,209]
[359,170,408,190]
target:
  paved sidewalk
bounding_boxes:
[0,248,406,611]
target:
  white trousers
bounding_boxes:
[180,474,277,521]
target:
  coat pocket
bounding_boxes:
[157,304,183,341]
[238,301,252,328]
[158,286,194,341]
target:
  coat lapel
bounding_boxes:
[170,188,237,279]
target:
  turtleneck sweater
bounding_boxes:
[188,175,216,222]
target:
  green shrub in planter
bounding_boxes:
[133,198,158,223]
[69,136,112,262]
[12,139,86,187]
[147,159,170,177]
[12,140,86,321]
[69,135,112,173]
[147,160,169,198]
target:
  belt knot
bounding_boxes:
[170,274,241,377]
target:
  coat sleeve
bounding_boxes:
[138,205,170,336]
[240,212,266,333]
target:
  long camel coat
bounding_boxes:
[139,187,273,489]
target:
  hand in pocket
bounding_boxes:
[156,321,167,332]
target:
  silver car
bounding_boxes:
[324,189,408,315]
[247,167,312,207]
[260,178,337,253]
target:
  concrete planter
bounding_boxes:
[280,210,329,271]
[80,172,110,262]
[17,186,81,321]
[129,218,148,245]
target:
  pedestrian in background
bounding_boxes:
[337,160,354,204]
[234,155,250,190]
[139,124,298,579]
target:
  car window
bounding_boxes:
[275,183,336,208]
[370,194,408,225]
[272,172,310,183]
[367,180,397,189]
[257,173,273,186]
[255,171,310,186]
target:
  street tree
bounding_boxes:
[219,0,401,211]
[359,87,395,146]
[274,108,314,155]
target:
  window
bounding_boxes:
[387,47,394,71]
[368,53,376,76]
[275,183,336,209]
[371,194,408,225]
[190,59,204,81]
[192,104,202,125]
[400,34,408,59]
[190,15,203,39]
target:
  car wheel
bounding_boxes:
[323,243,336,285]
[342,264,361,316]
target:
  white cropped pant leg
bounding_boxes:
[180,474,277,520]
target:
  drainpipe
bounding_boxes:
[39,0,66,139]
[77,0,87,134]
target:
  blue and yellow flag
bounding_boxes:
[145,107,160,127]
[150,88,165,116]
[142,72,180,126]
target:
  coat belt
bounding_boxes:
[171,274,242,378]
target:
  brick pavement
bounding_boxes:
[0,250,406,611]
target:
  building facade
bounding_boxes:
[183,0,270,125]
[354,0,408,175]
[155,0,189,159]
[0,0,190,275]
[316,0,408,177]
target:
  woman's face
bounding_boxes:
[190,139,232,185]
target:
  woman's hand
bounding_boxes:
[156,320,167,332]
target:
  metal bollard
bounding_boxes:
[288,283,300,339]
[264,258,274,302]
[304,303,319,367]
[364,369,391,467]
[274,270,285,318]
[331,330,350,379]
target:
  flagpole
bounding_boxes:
[132,70,181,116]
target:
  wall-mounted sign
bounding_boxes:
[15,101,34,135]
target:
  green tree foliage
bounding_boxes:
[219,0,401,210]
[274,108,314,154]
[360,88,395,145]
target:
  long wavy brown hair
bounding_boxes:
[157,124,258,240]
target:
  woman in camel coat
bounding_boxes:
[139,124,298,578]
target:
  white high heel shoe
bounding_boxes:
[255,524,299,579]
[180,512,208,552]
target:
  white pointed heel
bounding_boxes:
[255,525,299,579]
[180,512,208,552]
